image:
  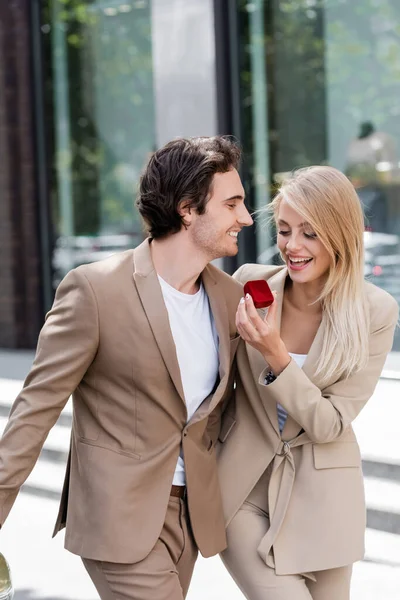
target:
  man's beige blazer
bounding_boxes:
[218,264,398,575]
[0,239,242,563]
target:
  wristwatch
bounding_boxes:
[264,370,277,385]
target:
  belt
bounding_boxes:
[258,436,312,569]
[170,485,186,498]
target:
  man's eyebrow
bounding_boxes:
[223,194,245,202]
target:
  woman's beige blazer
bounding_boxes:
[217,264,399,575]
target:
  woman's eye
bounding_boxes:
[278,230,290,236]
[304,232,317,239]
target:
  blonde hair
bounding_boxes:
[267,165,369,387]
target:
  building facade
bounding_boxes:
[1,0,399,361]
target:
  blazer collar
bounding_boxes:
[263,266,325,377]
[201,265,230,381]
[133,239,185,402]
[132,239,231,409]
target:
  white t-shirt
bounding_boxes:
[277,352,307,433]
[158,276,219,485]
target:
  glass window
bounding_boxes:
[42,0,155,287]
[237,0,400,355]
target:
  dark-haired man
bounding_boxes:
[0,136,252,599]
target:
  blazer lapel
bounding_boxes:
[246,268,287,436]
[132,240,185,403]
[188,266,233,425]
[191,266,230,424]
[244,266,326,440]
[301,320,325,383]
[280,273,326,440]
[202,266,230,382]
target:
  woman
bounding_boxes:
[217,166,398,600]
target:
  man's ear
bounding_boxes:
[178,199,193,227]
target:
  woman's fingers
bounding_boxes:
[236,297,259,341]
[244,294,266,332]
[236,291,279,341]
[235,289,284,359]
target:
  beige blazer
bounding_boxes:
[0,239,242,563]
[218,264,399,575]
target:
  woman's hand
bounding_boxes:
[236,292,291,376]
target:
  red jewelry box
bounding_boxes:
[243,279,274,309]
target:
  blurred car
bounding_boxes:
[364,231,400,292]
[52,233,142,287]
[364,231,400,352]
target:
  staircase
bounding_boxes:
[0,350,399,569]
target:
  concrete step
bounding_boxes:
[353,378,400,465]
[22,457,65,501]
[364,477,400,536]
[0,415,70,463]
[364,527,400,567]
[19,454,400,539]
[362,458,400,483]
[18,458,400,572]
[364,477,400,515]
[16,442,400,541]
[1,376,400,541]
[0,376,73,424]
[0,401,72,428]
[1,379,399,467]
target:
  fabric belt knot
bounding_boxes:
[257,439,296,568]
[276,440,291,456]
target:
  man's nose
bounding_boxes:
[238,205,253,227]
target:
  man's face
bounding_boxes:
[188,169,253,260]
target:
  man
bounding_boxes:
[0,136,252,599]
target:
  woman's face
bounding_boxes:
[276,199,331,286]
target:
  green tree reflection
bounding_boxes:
[42,0,154,238]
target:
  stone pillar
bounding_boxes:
[0,0,43,348]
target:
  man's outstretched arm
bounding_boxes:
[0,268,99,525]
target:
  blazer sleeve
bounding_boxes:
[0,268,99,524]
[257,297,399,443]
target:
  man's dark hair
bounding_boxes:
[136,136,241,239]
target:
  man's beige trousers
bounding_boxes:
[82,496,198,600]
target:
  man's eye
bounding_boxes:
[278,230,290,236]
[227,204,236,209]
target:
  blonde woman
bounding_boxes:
[217,166,398,600]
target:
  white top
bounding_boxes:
[158,276,219,485]
[277,352,307,433]
[289,352,307,369]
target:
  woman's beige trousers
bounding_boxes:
[221,467,352,600]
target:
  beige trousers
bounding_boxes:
[221,467,353,600]
[82,496,198,600]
